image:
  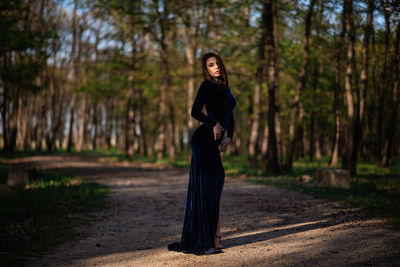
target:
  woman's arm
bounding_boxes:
[191,81,218,127]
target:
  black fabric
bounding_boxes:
[168,79,236,255]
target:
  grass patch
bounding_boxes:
[245,175,400,224]
[221,153,400,226]
[76,147,193,169]
[0,170,109,265]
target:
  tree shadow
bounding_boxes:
[222,219,334,249]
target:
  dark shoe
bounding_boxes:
[203,247,223,255]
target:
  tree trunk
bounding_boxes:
[341,0,357,176]
[105,98,113,149]
[329,5,346,166]
[364,28,377,159]
[261,122,269,162]
[38,91,47,151]
[67,95,75,152]
[167,103,177,162]
[47,73,64,151]
[17,92,27,150]
[75,94,86,152]
[154,1,174,160]
[359,0,374,124]
[92,101,98,151]
[182,5,199,159]
[1,62,10,151]
[309,57,321,162]
[248,13,267,167]
[186,47,195,153]
[124,89,135,157]
[264,0,281,174]
[137,88,147,156]
[297,102,305,158]
[309,111,315,162]
[377,0,391,159]
[273,0,283,165]
[381,21,400,166]
[284,0,316,172]
[349,0,373,170]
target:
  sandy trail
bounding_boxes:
[14,154,400,266]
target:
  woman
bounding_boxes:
[168,52,237,255]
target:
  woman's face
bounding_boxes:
[206,56,221,78]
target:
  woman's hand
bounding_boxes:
[219,137,231,152]
[213,122,224,140]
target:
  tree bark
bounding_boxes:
[92,101,98,150]
[284,0,316,171]
[137,87,147,156]
[381,20,400,166]
[67,95,75,152]
[377,0,391,159]
[248,8,267,167]
[124,36,137,158]
[349,0,374,170]
[124,89,135,157]
[152,0,175,160]
[264,0,281,174]
[181,2,201,161]
[75,94,86,152]
[1,54,10,151]
[105,98,114,149]
[341,0,357,176]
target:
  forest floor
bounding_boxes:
[20,154,400,266]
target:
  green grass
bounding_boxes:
[220,153,400,226]
[245,175,400,224]
[0,170,109,265]
[0,149,72,160]
[75,147,193,169]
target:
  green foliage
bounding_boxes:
[0,0,57,95]
[84,60,129,100]
[0,170,109,265]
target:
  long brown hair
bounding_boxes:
[201,52,229,89]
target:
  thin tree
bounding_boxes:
[382,13,400,166]
[341,0,357,176]
[264,0,281,174]
[284,0,316,172]
[248,0,268,168]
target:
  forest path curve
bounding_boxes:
[17,154,400,267]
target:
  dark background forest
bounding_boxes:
[1,0,399,176]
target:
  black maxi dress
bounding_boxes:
[168,79,237,255]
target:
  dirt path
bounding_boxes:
[17,155,400,266]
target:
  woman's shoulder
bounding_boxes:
[199,79,218,93]
[200,79,230,95]
[200,79,213,87]
[197,79,215,98]
[202,78,226,89]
